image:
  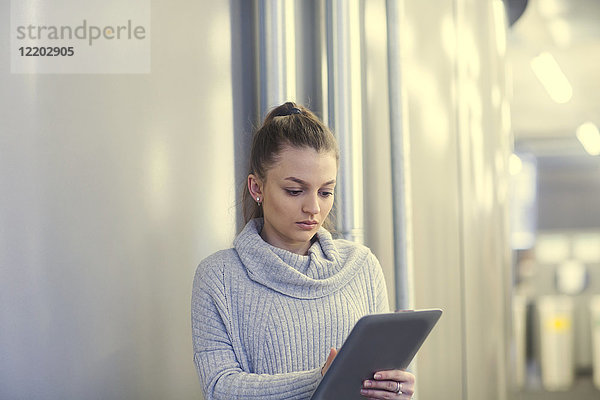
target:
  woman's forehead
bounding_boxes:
[268,147,337,183]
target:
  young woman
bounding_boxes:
[191,102,415,400]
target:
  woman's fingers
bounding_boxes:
[360,386,410,399]
[362,379,400,392]
[373,370,415,386]
[360,369,416,399]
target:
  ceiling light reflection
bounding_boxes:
[530,52,572,104]
[576,122,600,156]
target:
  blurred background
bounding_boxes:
[508,0,600,399]
[0,0,598,399]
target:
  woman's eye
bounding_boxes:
[320,191,334,197]
[286,189,302,196]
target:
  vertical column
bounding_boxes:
[324,0,364,243]
[257,0,297,115]
[386,0,415,311]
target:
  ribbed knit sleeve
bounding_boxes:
[192,255,322,400]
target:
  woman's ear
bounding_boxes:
[248,174,263,201]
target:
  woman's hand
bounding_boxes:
[360,369,415,399]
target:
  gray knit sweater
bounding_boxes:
[192,218,389,400]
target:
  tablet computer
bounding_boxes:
[310,309,442,400]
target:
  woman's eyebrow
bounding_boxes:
[284,177,306,185]
[284,177,336,186]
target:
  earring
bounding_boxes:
[256,196,261,206]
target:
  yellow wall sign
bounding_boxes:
[547,316,571,332]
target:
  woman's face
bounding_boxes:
[249,146,337,255]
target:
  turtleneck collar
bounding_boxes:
[233,218,368,299]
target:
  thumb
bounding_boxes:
[327,347,338,362]
[321,348,338,376]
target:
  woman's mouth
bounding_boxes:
[296,220,318,230]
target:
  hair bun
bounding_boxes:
[271,102,302,117]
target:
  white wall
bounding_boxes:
[0,1,235,399]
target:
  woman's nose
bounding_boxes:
[302,193,320,215]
